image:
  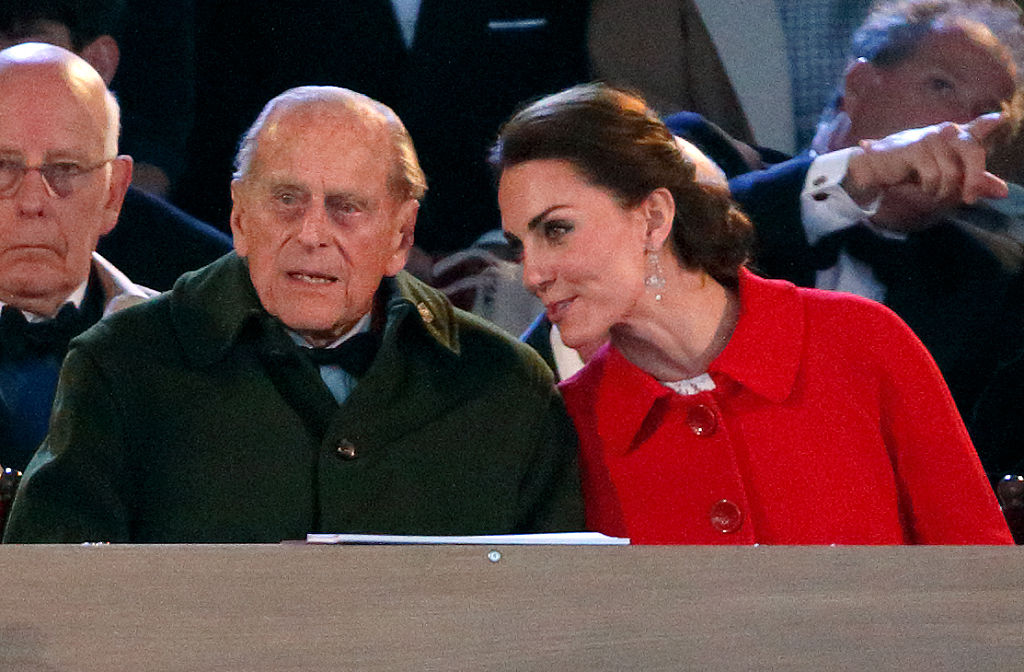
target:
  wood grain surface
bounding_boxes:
[0,544,1021,671]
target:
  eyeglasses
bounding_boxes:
[0,157,116,199]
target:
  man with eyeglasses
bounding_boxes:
[0,42,153,473]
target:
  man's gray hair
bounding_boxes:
[232,85,427,202]
[818,0,1024,127]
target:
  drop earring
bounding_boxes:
[644,249,666,301]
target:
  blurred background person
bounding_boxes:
[730,0,1024,420]
[175,0,589,254]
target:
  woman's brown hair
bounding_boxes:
[490,83,753,288]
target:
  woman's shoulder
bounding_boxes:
[797,284,912,332]
[792,284,932,367]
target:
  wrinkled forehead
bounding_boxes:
[250,103,395,184]
[915,24,1017,95]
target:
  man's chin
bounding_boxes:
[0,268,73,301]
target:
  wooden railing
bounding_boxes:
[0,544,1021,670]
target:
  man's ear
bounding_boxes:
[229,179,250,257]
[100,155,133,235]
[79,35,120,85]
[640,187,675,251]
[384,199,419,276]
[841,58,877,120]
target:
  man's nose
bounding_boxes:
[14,169,54,216]
[296,203,331,246]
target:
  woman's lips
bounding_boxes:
[545,297,574,323]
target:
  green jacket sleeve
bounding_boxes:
[4,344,132,543]
[513,370,584,533]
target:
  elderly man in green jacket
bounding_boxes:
[3,85,583,543]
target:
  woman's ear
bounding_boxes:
[641,187,675,250]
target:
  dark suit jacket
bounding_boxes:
[175,0,590,252]
[971,343,1024,482]
[730,155,1024,419]
[97,186,232,291]
[664,111,789,179]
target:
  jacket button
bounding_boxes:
[335,440,357,460]
[686,404,717,436]
[709,499,743,533]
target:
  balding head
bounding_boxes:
[674,136,728,191]
[0,41,132,316]
[0,42,119,154]
[234,86,426,203]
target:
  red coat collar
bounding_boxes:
[560,269,805,454]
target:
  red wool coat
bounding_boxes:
[560,270,1011,545]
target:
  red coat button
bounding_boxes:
[709,499,743,533]
[686,404,717,436]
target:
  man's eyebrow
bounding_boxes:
[526,205,568,232]
[325,190,373,207]
[43,150,92,162]
[262,179,310,194]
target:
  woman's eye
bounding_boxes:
[543,220,573,241]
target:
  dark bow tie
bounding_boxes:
[303,332,379,378]
[809,224,911,286]
[0,303,87,361]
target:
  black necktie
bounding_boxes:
[809,224,911,287]
[0,303,87,362]
[303,332,379,378]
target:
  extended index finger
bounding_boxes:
[964,112,1007,149]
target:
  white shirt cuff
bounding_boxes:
[801,148,881,245]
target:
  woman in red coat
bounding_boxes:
[491,83,1011,545]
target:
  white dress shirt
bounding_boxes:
[801,148,897,302]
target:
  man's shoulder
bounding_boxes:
[390,272,555,387]
[729,152,815,202]
[71,289,175,363]
[73,254,247,361]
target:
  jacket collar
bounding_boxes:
[565,268,804,454]
[92,252,158,317]
[170,253,461,368]
[709,268,803,403]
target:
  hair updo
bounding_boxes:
[490,82,753,288]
